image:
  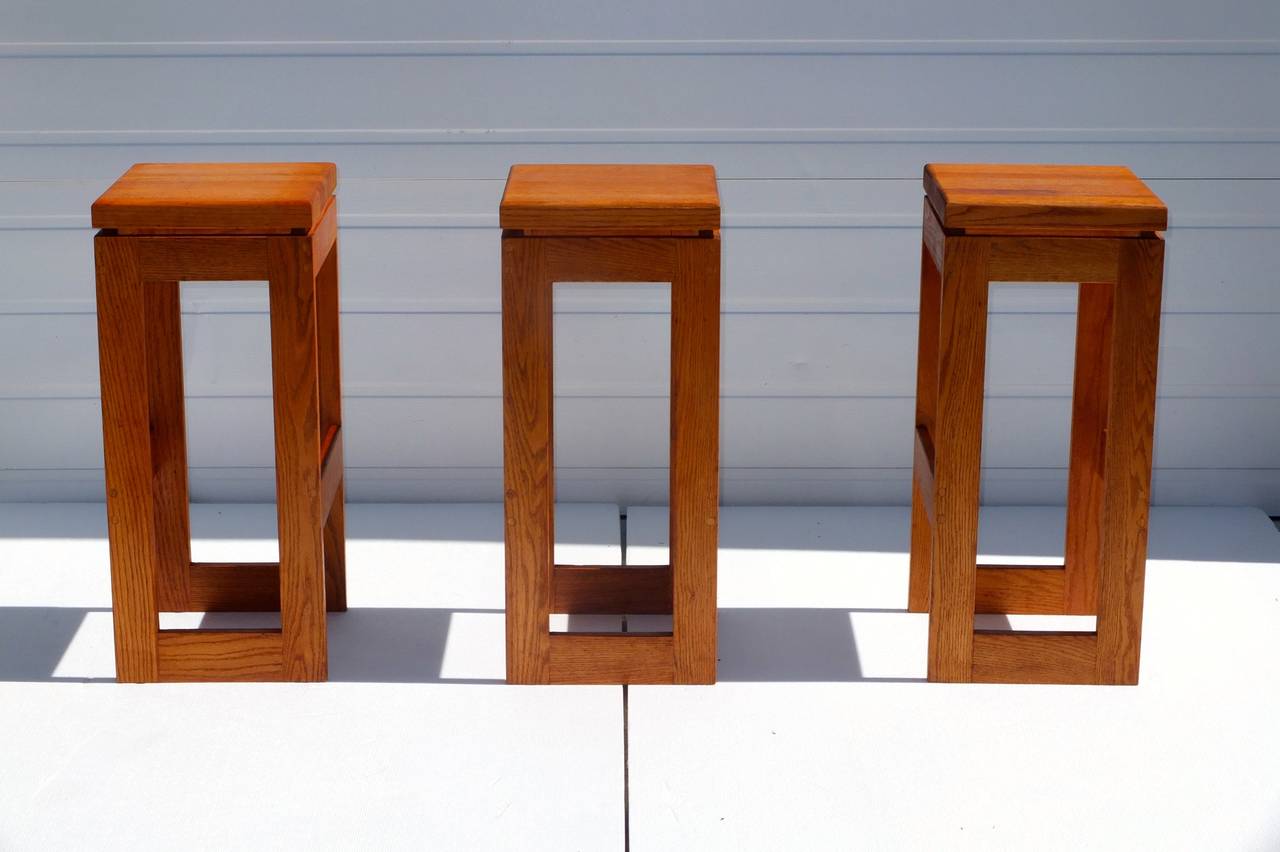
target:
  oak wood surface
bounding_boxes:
[927,234,989,683]
[268,234,327,682]
[500,164,719,234]
[502,235,554,684]
[145,280,193,613]
[551,565,672,615]
[924,163,1167,233]
[156,629,285,682]
[1095,236,1164,684]
[92,162,337,234]
[908,240,941,614]
[971,631,1098,685]
[187,562,281,611]
[670,235,720,684]
[1063,282,1115,614]
[548,633,676,685]
[95,236,160,682]
[974,565,1066,615]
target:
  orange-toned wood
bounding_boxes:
[548,633,676,685]
[187,562,280,611]
[928,234,989,683]
[1063,282,1115,614]
[908,239,942,614]
[500,164,719,234]
[156,630,285,682]
[314,223,346,613]
[145,280,193,613]
[671,235,720,684]
[971,631,1098,685]
[96,236,160,683]
[92,163,336,234]
[502,235,554,685]
[268,234,327,682]
[924,164,1167,234]
[975,565,1066,615]
[1095,236,1164,684]
[552,565,672,615]
[911,165,1165,685]
[94,163,344,682]
[501,165,720,684]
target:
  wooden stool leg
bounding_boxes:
[315,237,347,613]
[928,236,990,683]
[145,280,193,613]
[268,236,327,681]
[1096,236,1164,684]
[502,234,553,684]
[671,235,720,684]
[96,235,161,682]
[909,241,942,613]
[1063,281,1115,614]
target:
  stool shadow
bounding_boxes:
[715,608,924,683]
[0,607,106,682]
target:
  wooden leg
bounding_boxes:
[928,236,990,683]
[1063,281,1114,614]
[1095,236,1164,684]
[95,235,160,682]
[314,238,347,613]
[671,235,720,684]
[268,235,327,682]
[909,240,941,613]
[502,234,553,684]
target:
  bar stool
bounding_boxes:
[908,164,1167,685]
[92,163,347,682]
[499,164,721,684]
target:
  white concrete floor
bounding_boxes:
[1,503,1278,850]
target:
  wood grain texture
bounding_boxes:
[971,631,1098,685]
[1095,236,1164,685]
[320,426,343,519]
[542,236,676,281]
[551,565,672,615]
[1063,281,1115,615]
[548,633,676,685]
[314,222,346,612]
[92,162,337,234]
[927,234,989,683]
[187,562,280,611]
[670,235,721,684]
[136,236,269,280]
[986,236,1121,282]
[924,164,1167,233]
[156,629,285,682]
[500,164,719,234]
[145,280,192,613]
[908,237,942,614]
[502,234,553,684]
[975,565,1066,615]
[268,233,327,681]
[95,235,160,682]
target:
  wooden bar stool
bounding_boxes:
[92,163,347,682]
[908,164,1167,685]
[500,164,721,684]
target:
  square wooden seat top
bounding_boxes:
[91,163,338,234]
[924,163,1167,235]
[500,164,720,235]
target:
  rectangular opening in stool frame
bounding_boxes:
[159,281,281,631]
[977,283,1097,633]
[550,282,672,634]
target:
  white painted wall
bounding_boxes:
[2,2,1278,509]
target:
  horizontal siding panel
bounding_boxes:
[3,312,1277,400]
[2,54,1275,133]
[4,397,1278,471]
[5,1,1278,41]
[4,141,1280,182]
